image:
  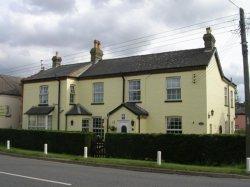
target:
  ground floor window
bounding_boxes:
[93,117,104,139]
[166,116,182,134]
[28,115,52,130]
[82,119,89,133]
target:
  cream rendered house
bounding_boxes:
[0,75,22,129]
[22,28,236,138]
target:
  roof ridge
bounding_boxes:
[100,47,206,62]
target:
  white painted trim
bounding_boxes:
[0,171,71,186]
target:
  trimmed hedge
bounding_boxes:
[0,129,93,155]
[105,133,245,165]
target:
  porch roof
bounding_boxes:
[108,102,149,117]
[66,104,92,116]
[25,106,54,115]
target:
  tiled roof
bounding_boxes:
[0,75,22,96]
[22,62,91,82]
[66,104,92,116]
[25,106,54,115]
[109,102,149,116]
[80,48,215,78]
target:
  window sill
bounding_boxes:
[91,102,104,105]
[165,100,182,103]
[127,101,142,103]
[69,103,75,105]
[224,105,229,107]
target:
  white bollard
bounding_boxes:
[44,144,48,155]
[84,147,88,158]
[7,140,10,150]
[157,151,161,165]
[247,158,250,172]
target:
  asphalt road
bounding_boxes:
[0,154,249,187]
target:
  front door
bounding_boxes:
[117,120,130,133]
[121,125,127,133]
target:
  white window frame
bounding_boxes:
[39,85,48,104]
[166,116,182,134]
[82,118,90,133]
[166,77,181,101]
[224,87,228,106]
[70,84,76,104]
[28,115,52,130]
[128,79,141,102]
[93,82,104,103]
[93,117,104,139]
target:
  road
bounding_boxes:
[0,154,249,187]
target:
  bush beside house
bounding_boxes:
[0,129,93,155]
[105,133,245,165]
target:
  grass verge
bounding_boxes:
[0,145,247,176]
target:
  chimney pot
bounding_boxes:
[90,39,103,64]
[52,51,62,68]
[203,27,216,51]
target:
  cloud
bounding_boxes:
[23,0,76,14]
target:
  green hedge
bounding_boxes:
[105,133,245,165]
[0,129,93,155]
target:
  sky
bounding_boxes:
[0,0,249,101]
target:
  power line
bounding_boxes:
[0,14,238,72]
[228,0,240,8]
[3,28,237,75]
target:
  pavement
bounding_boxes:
[0,154,250,187]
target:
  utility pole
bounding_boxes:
[239,8,250,169]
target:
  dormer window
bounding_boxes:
[39,85,48,104]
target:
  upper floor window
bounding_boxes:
[230,90,234,108]
[166,77,181,101]
[166,116,182,134]
[224,87,228,106]
[93,82,104,103]
[70,84,76,104]
[39,85,48,104]
[129,80,141,102]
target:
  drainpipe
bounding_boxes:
[122,74,125,103]
[107,115,109,133]
[227,83,231,134]
[65,115,68,131]
[138,116,141,133]
[57,79,61,131]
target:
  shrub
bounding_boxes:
[105,133,245,165]
[0,129,93,155]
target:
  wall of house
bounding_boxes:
[0,95,21,129]
[66,115,92,131]
[78,68,208,134]
[22,81,59,130]
[235,114,246,130]
[206,55,236,134]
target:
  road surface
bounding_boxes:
[0,154,249,187]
